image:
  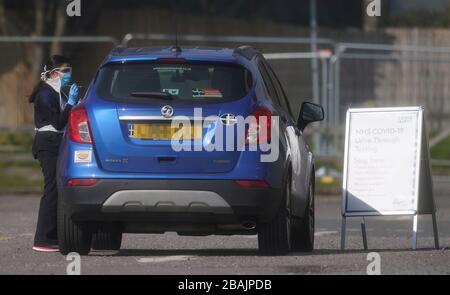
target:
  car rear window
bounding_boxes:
[95,62,252,102]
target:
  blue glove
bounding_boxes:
[67,84,80,106]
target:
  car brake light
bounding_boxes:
[67,179,99,186]
[236,180,270,188]
[69,107,92,144]
[245,107,272,145]
[157,58,186,63]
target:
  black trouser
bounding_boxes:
[32,132,63,247]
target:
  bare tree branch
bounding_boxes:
[34,0,45,36]
[0,0,8,35]
[51,1,67,54]
[23,0,45,85]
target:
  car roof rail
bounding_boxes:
[233,45,260,60]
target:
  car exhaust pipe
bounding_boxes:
[241,220,257,230]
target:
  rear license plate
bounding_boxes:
[130,123,202,140]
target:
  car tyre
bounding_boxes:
[91,223,122,251]
[258,172,292,255]
[58,198,92,255]
[291,181,315,252]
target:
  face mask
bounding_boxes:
[40,66,72,92]
[61,72,72,86]
[45,76,62,93]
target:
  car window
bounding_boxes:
[263,60,293,118]
[257,59,281,106]
[95,62,251,102]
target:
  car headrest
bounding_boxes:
[211,68,231,98]
[133,70,161,93]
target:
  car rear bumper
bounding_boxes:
[58,179,282,230]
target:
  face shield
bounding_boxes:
[40,66,73,83]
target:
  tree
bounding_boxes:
[0,0,104,128]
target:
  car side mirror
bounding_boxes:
[297,101,324,131]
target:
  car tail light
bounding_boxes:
[69,107,92,144]
[245,107,272,145]
[67,179,99,186]
[236,180,270,188]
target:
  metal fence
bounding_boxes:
[1,34,450,160]
[331,43,450,156]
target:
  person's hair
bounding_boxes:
[28,55,72,103]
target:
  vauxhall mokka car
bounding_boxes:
[57,45,324,255]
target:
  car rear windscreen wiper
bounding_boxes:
[130,91,174,100]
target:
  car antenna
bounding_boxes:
[171,8,182,54]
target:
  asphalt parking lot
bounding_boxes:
[0,177,449,275]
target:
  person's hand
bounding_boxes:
[67,84,80,106]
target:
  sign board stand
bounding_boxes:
[340,107,439,250]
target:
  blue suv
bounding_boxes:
[57,45,324,255]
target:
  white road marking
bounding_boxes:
[315,231,338,236]
[0,235,12,241]
[137,256,194,263]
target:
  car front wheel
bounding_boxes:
[291,181,315,252]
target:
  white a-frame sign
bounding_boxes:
[340,107,439,250]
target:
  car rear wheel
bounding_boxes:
[291,181,315,252]
[258,173,292,255]
[91,223,122,251]
[57,199,92,255]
